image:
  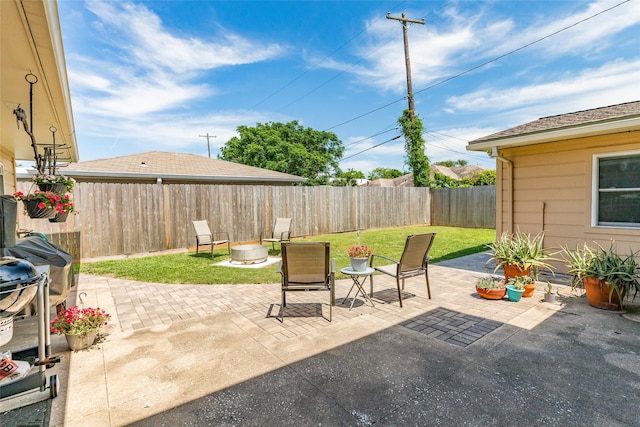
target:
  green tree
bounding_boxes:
[333,169,365,186]
[219,120,344,185]
[435,159,469,167]
[398,110,429,187]
[367,167,405,180]
[467,169,496,186]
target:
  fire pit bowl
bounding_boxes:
[231,244,269,265]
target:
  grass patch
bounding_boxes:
[79,225,495,284]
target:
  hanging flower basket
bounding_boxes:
[22,199,56,219]
[37,182,68,193]
[30,174,75,194]
[49,212,69,223]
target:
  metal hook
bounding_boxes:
[78,292,87,307]
[25,73,38,84]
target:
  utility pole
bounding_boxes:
[199,133,216,158]
[386,12,425,119]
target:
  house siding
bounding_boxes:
[497,130,640,270]
[0,146,16,195]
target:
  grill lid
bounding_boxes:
[0,257,40,288]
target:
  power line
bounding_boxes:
[252,1,410,110]
[274,2,448,113]
[324,0,630,131]
[341,135,402,161]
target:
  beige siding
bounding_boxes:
[497,130,640,270]
[0,146,16,195]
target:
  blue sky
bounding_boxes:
[57,0,640,174]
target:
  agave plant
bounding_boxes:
[486,230,556,279]
[562,242,639,305]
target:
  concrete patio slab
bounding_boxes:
[2,252,639,426]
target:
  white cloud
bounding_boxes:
[342,1,640,94]
[86,1,288,73]
[445,58,640,113]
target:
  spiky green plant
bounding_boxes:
[562,242,639,306]
[486,230,556,279]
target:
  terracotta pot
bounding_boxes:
[476,286,506,300]
[583,277,624,310]
[522,283,537,298]
[502,263,531,281]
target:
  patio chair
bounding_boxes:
[191,220,230,258]
[369,233,436,307]
[277,242,335,322]
[260,217,292,250]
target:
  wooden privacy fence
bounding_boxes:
[430,185,496,229]
[15,182,494,260]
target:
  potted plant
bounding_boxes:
[30,174,75,193]
[50,306,110,351]
[475,276,506,300]
[13,190,60,219]
[505,276,529,302]
[348,244,373,272]
[48,194,79,223]
[543,282,557,303]
[562,242,639,310]
[486,230,555,283]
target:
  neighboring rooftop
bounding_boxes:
[364,166,488,187]
[51,151,306,184]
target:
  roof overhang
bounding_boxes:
[467,117,640,153]
[1,0,78,163]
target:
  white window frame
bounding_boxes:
[592,150,640,229]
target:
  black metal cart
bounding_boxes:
[0,260,60,400]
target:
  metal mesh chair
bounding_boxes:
[191,220,230,258]
[260,217,292,250]
[369,233,436,307]
[277,242,335,322]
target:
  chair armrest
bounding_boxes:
[370,254,398,266]
[279,231,291,240]
[212,231,230,241]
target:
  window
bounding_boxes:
[594,152,640,228]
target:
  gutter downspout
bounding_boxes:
[490,147,513,234]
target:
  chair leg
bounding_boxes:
[396,277,403,308]
[280,291,285,322]
[369,275,374,298]
[425,270,431,299]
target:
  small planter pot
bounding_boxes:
[522,283,537,298]
[350,257,369,272]
[583,277,624,310]
[65,331,97,351]
[23,199,56,219]
[505,285,525,302]
[48,212,69,223]
[476,286,506,300]
[543,293,557,303]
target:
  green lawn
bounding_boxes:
[79,225,495,284]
